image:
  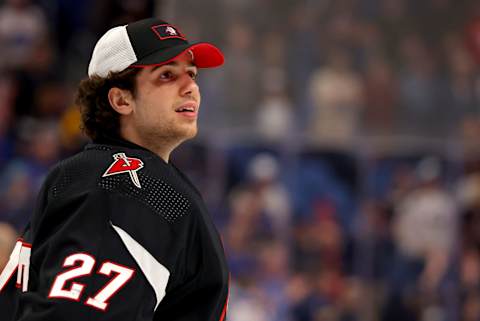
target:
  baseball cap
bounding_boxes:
[88,18,224,78]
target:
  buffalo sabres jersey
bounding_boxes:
[0,136,229,321]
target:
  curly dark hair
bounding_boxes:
[75,68,141,141]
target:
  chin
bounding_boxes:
[186,128,198,139]
[181,125,198,140]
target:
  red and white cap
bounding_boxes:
[88,18,224,78]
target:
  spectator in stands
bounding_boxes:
[0,120,60,229]
[255,31,294,144]
[457,164,480,321]
[396,33,448,138]
[217,20,260,128]
[465,2,480,65]
[255,68,295,144]
[224,153,292,321]
[443,33,480,155]
[308,46,364,147]
[13,36,57,118]
[384,157,457,321]
[0,0,48,69]
[285,3,319,120]
[445,34,479,131]
[377,0,414,63]
[255,240,291,321]
[228,280,270,321]
[362,56,398,135]
[0,73,17,167]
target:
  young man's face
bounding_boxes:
[128,51,200,151]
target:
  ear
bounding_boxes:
[108,87,134,115]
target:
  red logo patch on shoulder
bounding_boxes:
[103,153,144,188]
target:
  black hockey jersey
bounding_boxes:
[0,136,229,321]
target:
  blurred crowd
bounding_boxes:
[1,0,480,320]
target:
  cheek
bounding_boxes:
[136,89,172,118]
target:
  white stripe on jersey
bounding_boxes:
[0,240,31,292]
[0,240,22,291]
[111,223,170,310]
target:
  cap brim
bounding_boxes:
[130,42,224,69]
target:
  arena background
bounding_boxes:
[1,0,480,320]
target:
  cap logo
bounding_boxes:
[165,26,177,35]
[151,24,186,41]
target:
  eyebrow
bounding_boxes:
[151,61,197,73]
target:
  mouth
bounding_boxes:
[175,102,198,119]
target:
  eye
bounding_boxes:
[159,71,175,80]
[188,70,198,80]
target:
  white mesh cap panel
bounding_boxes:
[88,25,137,78]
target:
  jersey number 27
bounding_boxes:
[48,253,135,311]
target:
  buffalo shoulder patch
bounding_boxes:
[103,153,144,188]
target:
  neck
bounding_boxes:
[151,147,172,163]
[129,135,178,163]
[120,128,185,163]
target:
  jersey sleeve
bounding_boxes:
[10,180,191,321]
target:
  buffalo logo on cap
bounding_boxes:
[151,24,186,41]
[165,26,177,35]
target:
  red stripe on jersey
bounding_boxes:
[219,274,230,321]
[219,298,228,321]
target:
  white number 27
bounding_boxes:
[48,253,135,311]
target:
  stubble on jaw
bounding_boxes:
[136,120,198,155]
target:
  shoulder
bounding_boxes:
[44,144,196,224]
[42,146,118,197]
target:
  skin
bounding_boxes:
[108,51,200,162]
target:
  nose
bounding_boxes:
[180,73,199,97]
